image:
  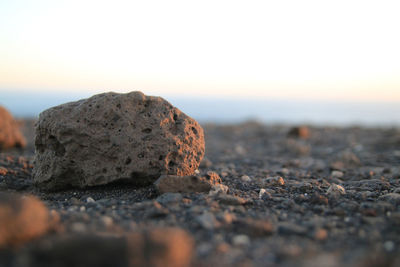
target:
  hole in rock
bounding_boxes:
[142,128,152,134]
[48,135,66,157]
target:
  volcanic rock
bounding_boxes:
[0,106,26,150]
[155,171,222,193]
[33,91,205,189]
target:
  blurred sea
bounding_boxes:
[1,90,399,127]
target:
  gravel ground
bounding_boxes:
[1,120,400,266]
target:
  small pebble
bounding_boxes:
[264,176,285,186]
[197,212,219,230]
[241,175,251,182]
[331,170,344,178]
[232,235,250,246]
[209,184,229,196]
[156,193,183,204]
[383,240,395,252]
[327,184,346,196]
[259,189,267,199]
[86,197,95,203]
[217,194,247,205]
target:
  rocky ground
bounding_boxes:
[1,120,400,267]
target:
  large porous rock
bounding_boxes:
[0,106,26,150]
[33,91,205,189]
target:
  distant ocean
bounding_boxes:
[1,90,399,127]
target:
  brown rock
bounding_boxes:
[235,218,274,237]
[263,176,285,186]
[288,126,310,139]
[0,192,56,247]
[127,227,194,267]
[0,106,26,150]
[33,91,205,189]
[155,171,222,193]
[217,194,247,205]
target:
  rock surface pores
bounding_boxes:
[33,91,205,189]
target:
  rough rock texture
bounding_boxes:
[155,171,222,193]
[33,91,205,189]
[0,192,57,247]
[0,106,26,150]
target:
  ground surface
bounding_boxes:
[1,120,400,266]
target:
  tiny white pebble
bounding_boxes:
[86,197,95,203]
[241,175,251,182]
[194,169,200,174]
[233,235,250,246]
[384,241,395,252]
[79,206,86,212]
[259,188,267,199]
[331,170,344,178]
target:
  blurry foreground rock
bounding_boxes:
[0,106,26,150]
[128,227,194,267]
[0,192,59,247]
[33,91,205,190]
[22,228,193,267]
[155,171,222,193]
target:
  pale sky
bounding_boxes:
[0,0,399,101]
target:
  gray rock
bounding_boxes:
[196,212,219,230]
[33,91,205,189]
[156,193,183,205]
[378,193,400,205]
[278,222,307,236]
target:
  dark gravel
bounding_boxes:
[1,120,400,266]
